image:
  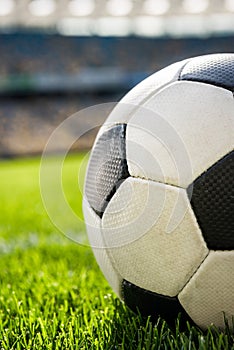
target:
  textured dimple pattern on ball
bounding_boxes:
[179,54,234,92]
[85,124,129,218]
[188,151,234,250]
[179,251,234,330]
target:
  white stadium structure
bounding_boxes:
[0,0,234,37]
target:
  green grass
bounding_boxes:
[0,154,233,349]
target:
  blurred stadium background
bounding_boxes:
[0,0,234,157]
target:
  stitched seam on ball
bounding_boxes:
[175,192,210,295]
[103,61,191,131]
[130,174,186,189]
[137,60,189,106]
[177,249,210,298]
[178,59,193,81]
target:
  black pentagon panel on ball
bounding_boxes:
[188,151,234,250]
[122,280,194,327]
[179,54,234,92]
[85,124,130,218]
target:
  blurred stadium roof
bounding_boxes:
[1,0,234,37]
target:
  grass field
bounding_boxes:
[0,154,233,349]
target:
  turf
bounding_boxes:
[0,154,233,349]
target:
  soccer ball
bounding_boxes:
[83,54,234,330]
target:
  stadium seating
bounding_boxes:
[0,33,233,156]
